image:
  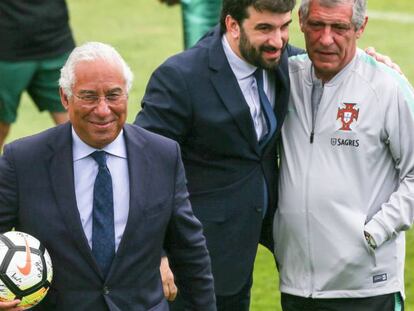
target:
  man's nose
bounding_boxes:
[319,26,335,46]
[268,29,283,49]
[94,98,112,116]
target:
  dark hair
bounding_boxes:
[220,0,296,33]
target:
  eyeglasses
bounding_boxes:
[74,93,127,105]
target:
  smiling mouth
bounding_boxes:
[90,120,115,128]
[262,47,281,58]
[263,46,278,52]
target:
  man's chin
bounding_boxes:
[260,58,280,70]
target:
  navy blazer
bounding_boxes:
[0,123,216,311]
[135,26,303,295]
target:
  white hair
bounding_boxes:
[59,42,134,97]
[299,0,367,30]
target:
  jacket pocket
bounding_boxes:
[360,227,377,267]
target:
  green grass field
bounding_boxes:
[8,0,414,309]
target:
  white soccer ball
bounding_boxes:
[0,231,53,309]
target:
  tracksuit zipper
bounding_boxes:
[306,82,323,295]
[305,142,315,296]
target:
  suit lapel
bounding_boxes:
[112,125,149,259]
[208,28,260,155]
[259,55,290,154]
[48,123,102,278]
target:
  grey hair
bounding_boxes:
[299,0,367,30]
[59,42,134,97]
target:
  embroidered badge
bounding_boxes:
[337,103,359,131]
[373,273,387,283]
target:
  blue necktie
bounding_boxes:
[90,151,115,277]
[254,69,277,146]
[254,69,277,218]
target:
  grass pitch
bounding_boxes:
[8,1,414,310]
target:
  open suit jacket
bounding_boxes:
[135,26,303,295]
[0,123,216,311]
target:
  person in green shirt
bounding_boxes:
[159,0,222,49]
[0,0,75,152]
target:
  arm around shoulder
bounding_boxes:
[286,44,306,57]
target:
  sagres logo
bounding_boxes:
[337,103,359,131]
[17,237,32,275]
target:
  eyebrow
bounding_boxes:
[106,87,123,94]
[307,18,351,26]
[255,18,293,29]
[77,90,96,95]
[77,87,124,95]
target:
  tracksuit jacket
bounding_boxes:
[274,49,414,299]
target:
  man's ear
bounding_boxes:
[59,88,69,110]
[225,15,241,40]
[298,10,305,33]
[356,16,368,39]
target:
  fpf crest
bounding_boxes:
[337,103,359,131]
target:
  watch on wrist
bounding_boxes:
[364,231,377,250]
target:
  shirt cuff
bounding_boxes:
[364,218,389,248]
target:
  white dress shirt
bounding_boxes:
[72,128,130,252]
[221,35,276,141]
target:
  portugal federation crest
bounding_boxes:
[337,103,359,131]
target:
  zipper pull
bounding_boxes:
[310,131,314,144]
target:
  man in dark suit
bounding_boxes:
[134,0,303,310]
[0,42,216,311]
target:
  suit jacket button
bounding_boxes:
[255,206,263,213]
[103,286,110,295]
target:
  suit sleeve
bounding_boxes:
[134,62,192,144]
[365,77,414,247]
[164,143,216,311]
[0,144,19,232]
[286,44,306,57]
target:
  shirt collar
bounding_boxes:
[72,127,127,161]
[221,34,257,80]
